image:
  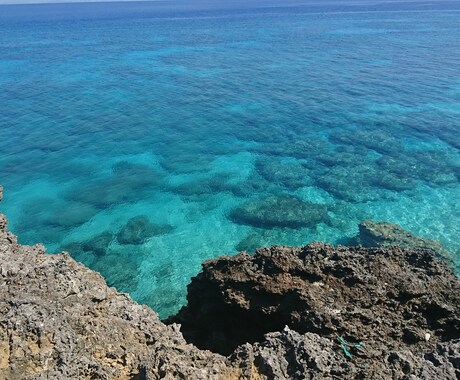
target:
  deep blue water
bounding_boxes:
[1,0,459,317]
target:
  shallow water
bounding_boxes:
[1,0,459,317]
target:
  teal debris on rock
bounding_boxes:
[337,336,364,359]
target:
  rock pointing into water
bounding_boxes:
[1,186,460,379]
[358,220,445,251]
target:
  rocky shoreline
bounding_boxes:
[1,187,459,379]
[169,243,460,378]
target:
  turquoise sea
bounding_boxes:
[1,0,459,318]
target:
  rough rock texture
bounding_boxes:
[232,326,460,380]
[170,243,460,378]
[2,184,460,379]
[0,211,239,380]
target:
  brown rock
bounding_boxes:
[169,243,460,378]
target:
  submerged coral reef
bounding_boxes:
[228,195,328,229]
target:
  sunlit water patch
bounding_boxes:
[1,0,459,318]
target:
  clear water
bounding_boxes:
[1,0,459,318]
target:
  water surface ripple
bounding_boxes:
[1,0,459,317]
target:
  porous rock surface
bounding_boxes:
[1,182,460,379]
[0,210,237,380]
[170,243,460,379]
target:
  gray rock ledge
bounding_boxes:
[0,211,236,380]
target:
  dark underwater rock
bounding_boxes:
[330,129,403,155]
[314,148,419,195]
[117,216,173,245]
[370,171,416,191]
[66,178,141,208]
[112,161,162,188]
[65,161,161,209]
[169,243,460,379]
[315,164,386,202]
[235,232,269,253]
[316,151,367,168]
[160,153,215,174]
[252,138,329,159]
[170,174,231,198]
[235,229,284,253]
[376,151,458,187]
[255,156,312,190]
[231,119,282,143]
[357,220,455,264]
[229,195,328,228]
[403,116,460,151]
[92,252,140,293]
[226,175,269,198]
[60,241,86,258]
[234,228,304,254]
[411,150,458,185]
[45,202,99,227]
[82,231,114,256]
[376,154,421,178]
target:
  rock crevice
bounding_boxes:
[169,244,460,358]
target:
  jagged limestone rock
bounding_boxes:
[170,243,460,378]
[1,187,459,380]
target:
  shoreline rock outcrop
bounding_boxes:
[0,210,236,380]
[169,243,460,378]
[1,185,459,379]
